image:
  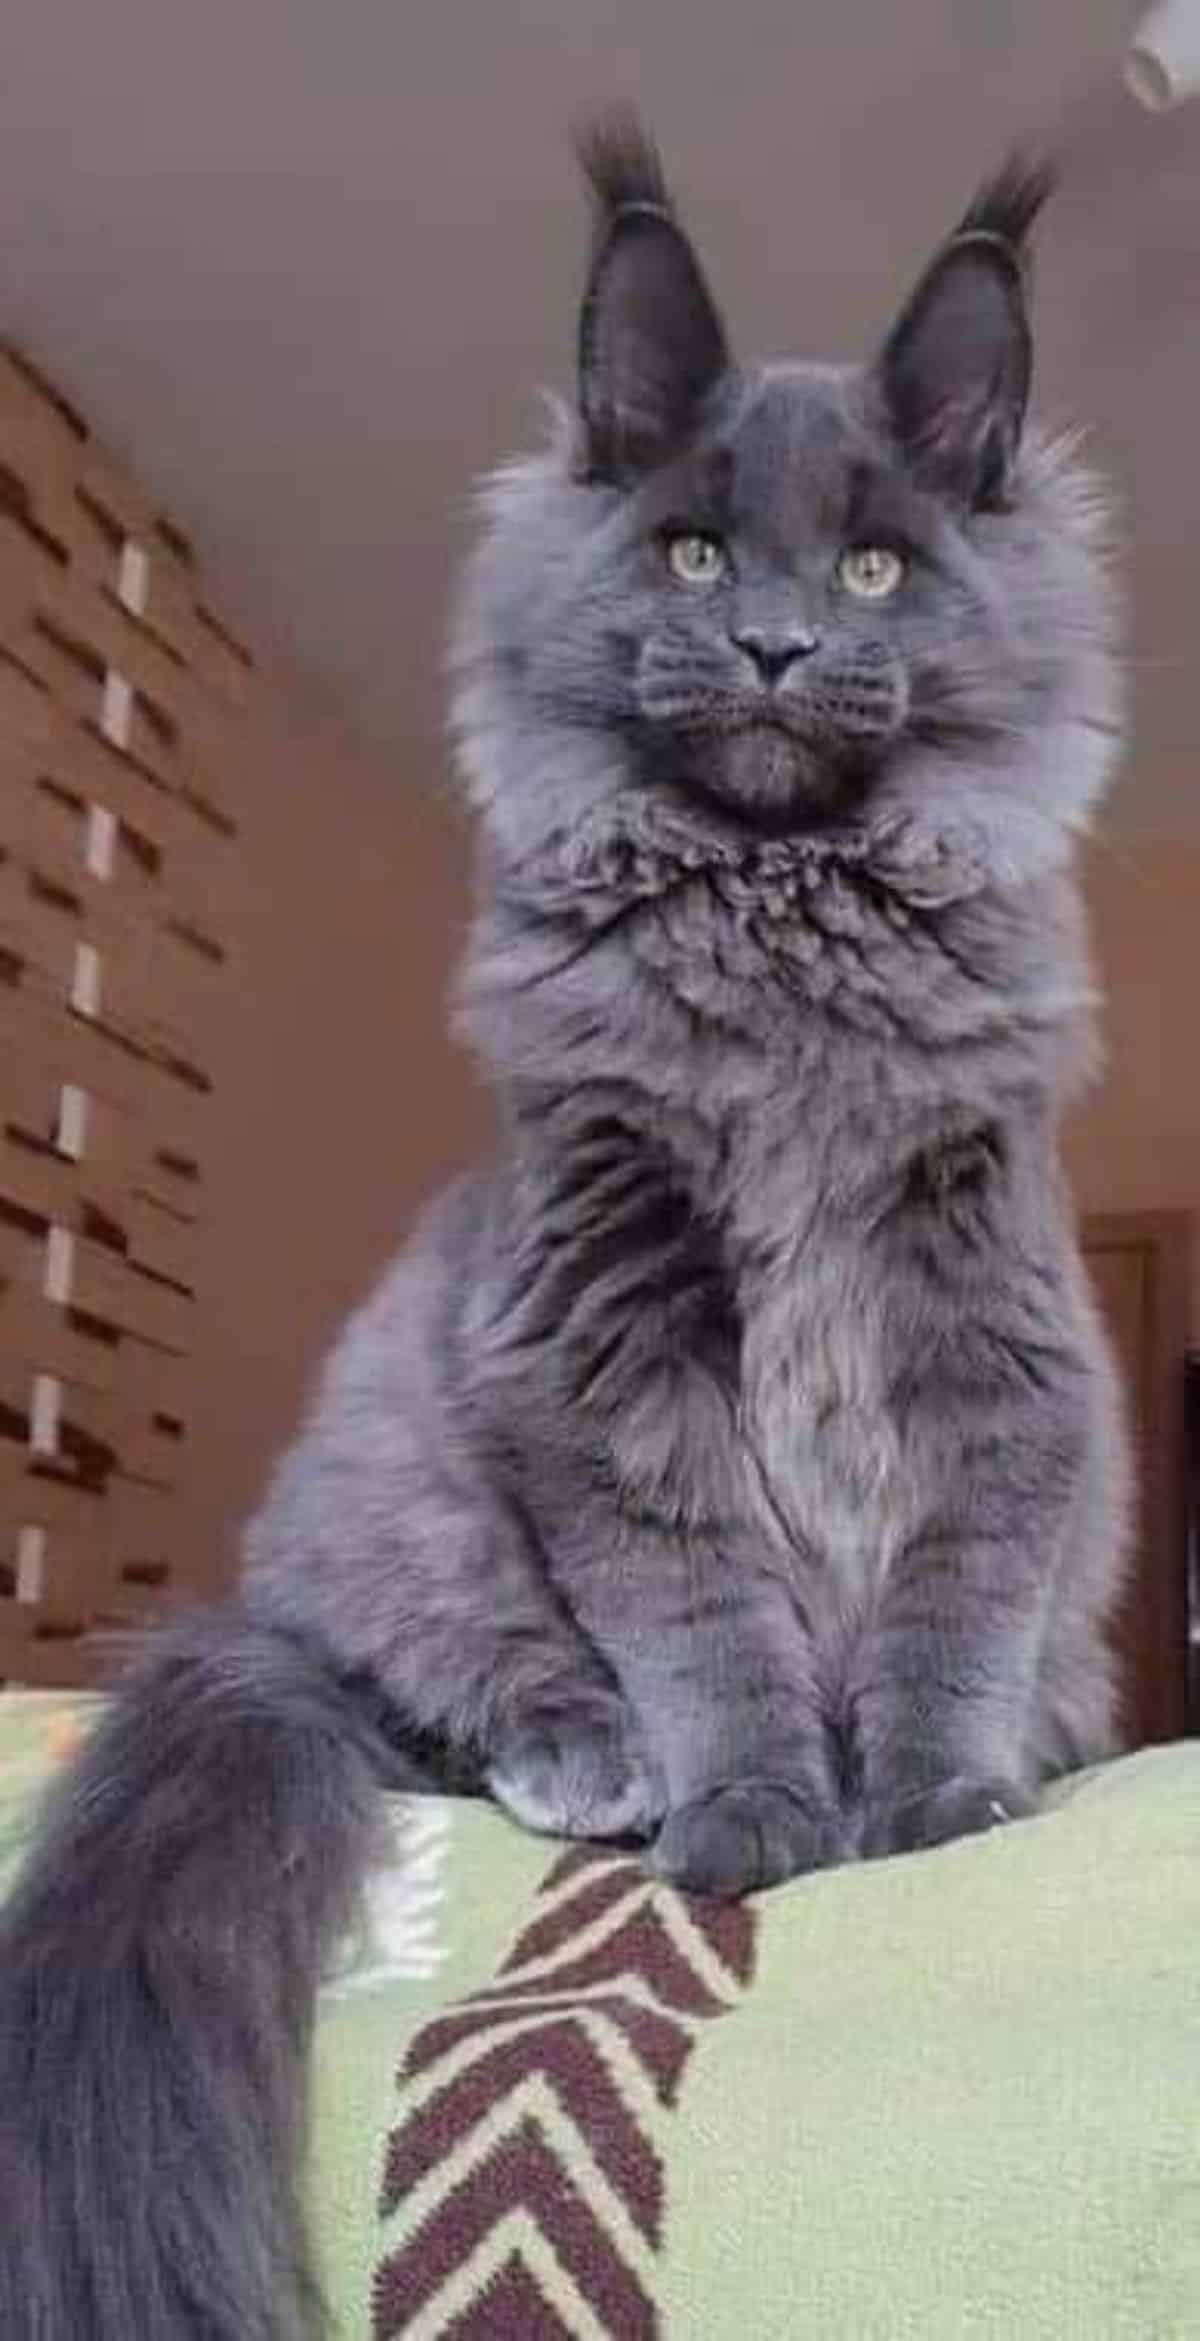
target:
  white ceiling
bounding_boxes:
[0,0,1197,828]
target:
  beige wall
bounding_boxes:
[182,711,484,1590]
[185,783,1200,1596]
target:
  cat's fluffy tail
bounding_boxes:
[0,1606,411,2340]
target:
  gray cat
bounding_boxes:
[0,117,1127,2341]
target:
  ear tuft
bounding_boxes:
[955,150,1056,259]
[574,107,671,221]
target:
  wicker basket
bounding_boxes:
[0,347,248,1683]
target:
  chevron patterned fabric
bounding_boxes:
[2,1693,1199,2339]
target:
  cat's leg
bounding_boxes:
[855,1527,1046,1860]
[651,1772,840,1896]
[564,1517,844,1895]
[644,1575,843,1892]
[484,1665,664,1844]
[854,1368,1089,1858]
[1030,1346,1129,1776]
[245,1469,663,1846]
[254,1468,665,1844]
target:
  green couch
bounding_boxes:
[2,1691,1197,2338]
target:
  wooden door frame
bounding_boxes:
[1082,1211,1193,1742]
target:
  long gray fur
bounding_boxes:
[0,115,1128,2336]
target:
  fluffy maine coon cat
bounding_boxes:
[0,116,1127,2341]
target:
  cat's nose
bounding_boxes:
[729,623,820,685]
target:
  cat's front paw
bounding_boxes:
[862,1773,1036,1860]
[649,1780,840,1899]
[487,1695,663,1844]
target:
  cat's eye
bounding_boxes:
[838,545,905,600]
[665,532,727,588]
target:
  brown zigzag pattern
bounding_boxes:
[439,2251,583,2341]
[372,1849,758,2338]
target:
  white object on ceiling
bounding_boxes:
[1126,0,1200,107]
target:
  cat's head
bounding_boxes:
[453,115,1121,900]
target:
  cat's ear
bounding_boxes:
[575,111,730,484]
[877,155,1054,510]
